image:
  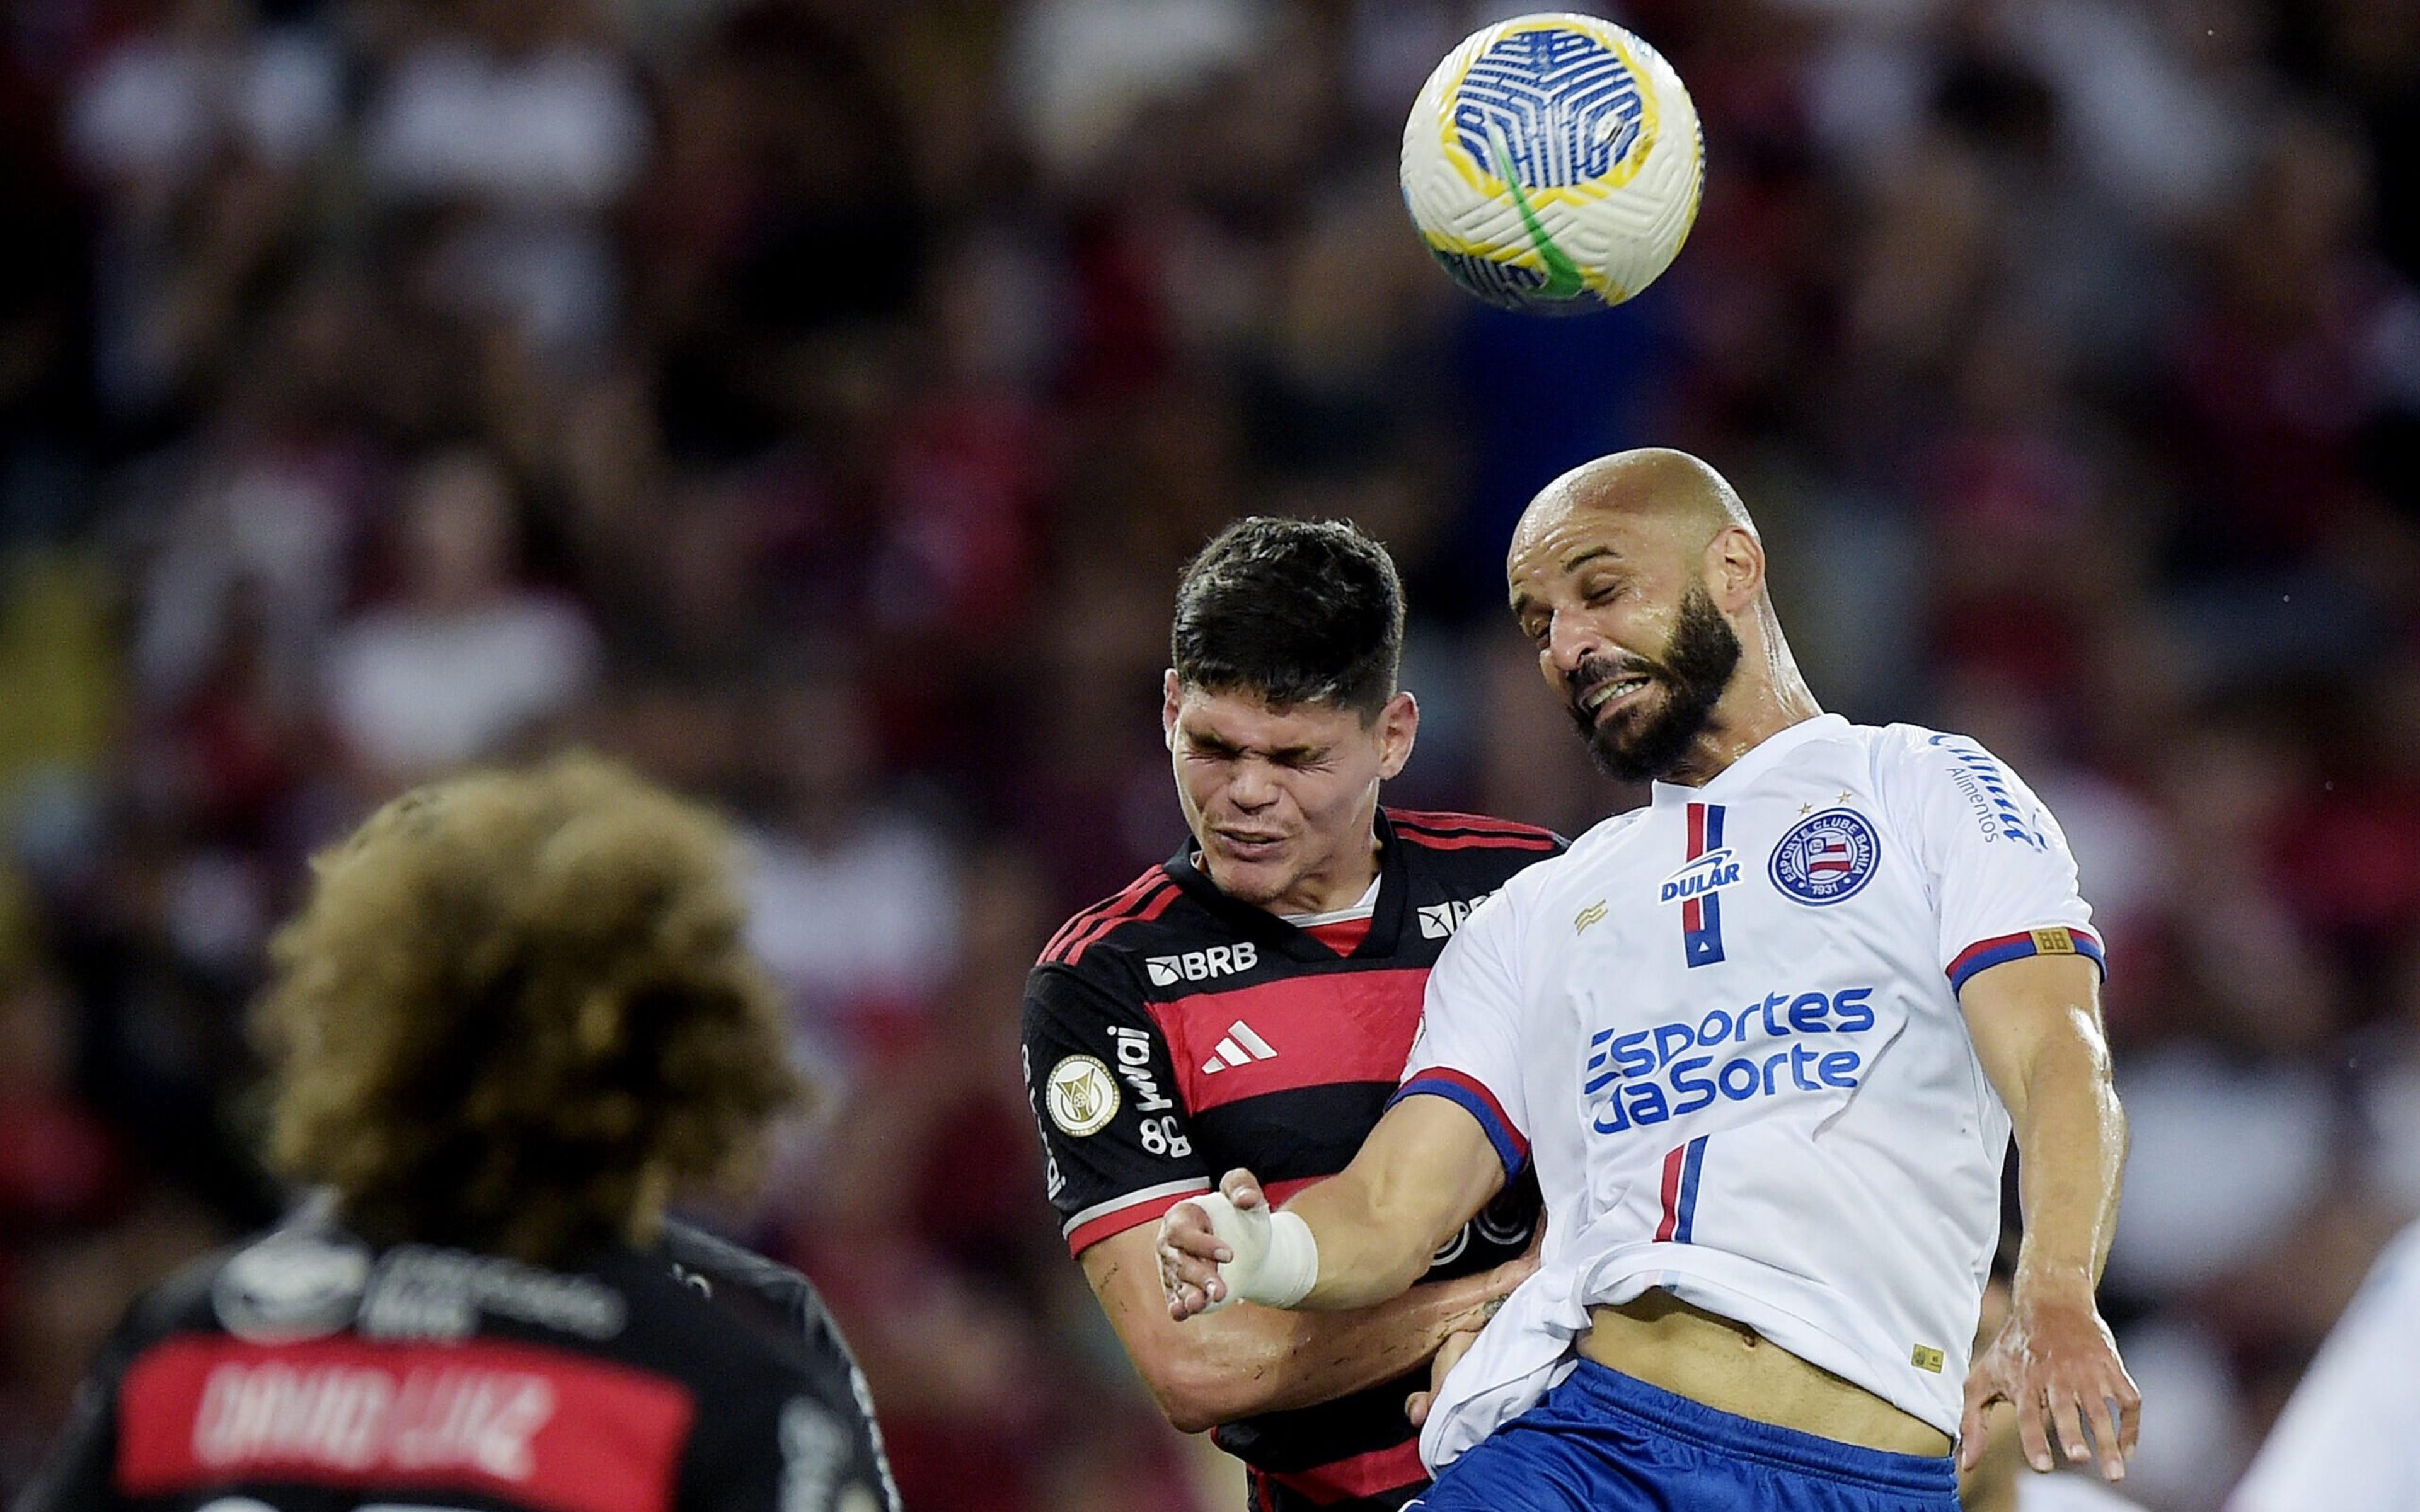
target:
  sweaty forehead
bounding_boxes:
[1506,501,1667,603]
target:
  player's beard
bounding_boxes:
[1566,583,1743,783]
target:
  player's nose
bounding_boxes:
[1545,614,1606,678]
[1227,759,1278,809]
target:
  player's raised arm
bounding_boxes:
[1957,952,2136,1482]
[1893,727,2138,1483]
[1158,1092,1511,1317]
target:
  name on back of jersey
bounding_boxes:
[1584,985,1877,1135]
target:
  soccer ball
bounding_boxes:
[1400,13,1704,314]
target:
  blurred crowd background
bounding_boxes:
[1,0,2416,1506]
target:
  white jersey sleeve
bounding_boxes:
[1392,888,1533,1178]
[1884,726,2104,995]
[2228,1222,2420,1512]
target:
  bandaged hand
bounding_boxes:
[1156,1169,1319,1319]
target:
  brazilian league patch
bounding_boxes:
[1046,1055,1121,1137]
[1769,809,1881,905]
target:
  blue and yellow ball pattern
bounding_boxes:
[1401,14,1704,314]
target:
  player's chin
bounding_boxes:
[1586,694,1660,749]
[1202,844,1296,901]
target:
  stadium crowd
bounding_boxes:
[1,0,2416,1506]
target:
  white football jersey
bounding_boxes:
[1396,714,2102,1467]
[2228,1220,2420,1512]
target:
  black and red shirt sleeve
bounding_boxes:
[1021,962,1213,1258]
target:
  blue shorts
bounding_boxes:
[1405,1361,1958,1512]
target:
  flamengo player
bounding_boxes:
[20,757,897,1512]
[1158,452,2140,1512]
[1021,519,1557,1511]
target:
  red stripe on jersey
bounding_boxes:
[1064,1184,1213,1257]
[1040,871,1168,964]
[1301,915,1373,954]
[116,1335,693,1512]
[1655,1143,1688,1242]
[1040,871,1149,961]
[1391,829,1558,852]
[1264,1438,1427,1503]
[1386,808,1557,842]
[1064,880,1180,966]
[1151,969,1430,1116]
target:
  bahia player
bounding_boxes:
[1160,452,2139,1512]
[1022,519,1560,1511]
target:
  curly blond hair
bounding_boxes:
[255,753,800,1264]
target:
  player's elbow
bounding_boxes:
[1131,1344,1267,1434]
[1154,1387,1227,1437]
[1140,1361,1239,1435]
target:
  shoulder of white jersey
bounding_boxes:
[1562,805,1654,865]
[1866,721,2073,847]
[1462,806,1649,924]
[1866,720,2014,778]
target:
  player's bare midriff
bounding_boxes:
[1581,1290,1953,1457]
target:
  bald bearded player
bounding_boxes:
[1156,451,2140,1512]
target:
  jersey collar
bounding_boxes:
[1649,712,1850,807]
[1165,808,1408,963]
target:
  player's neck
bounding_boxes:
[1662,675,1824,788]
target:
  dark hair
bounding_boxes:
[1171,517,1406,718]
[254,753,801,1266]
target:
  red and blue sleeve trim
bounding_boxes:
[1389,1068,1529,1177]
[1947,926,2106,994]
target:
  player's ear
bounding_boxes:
[1704,526,1764,614]
[1162,670,1182,749]
[1375,690,1419,780]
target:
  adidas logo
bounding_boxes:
[1199,1021,1278,1074]
[1146,942,1259,987]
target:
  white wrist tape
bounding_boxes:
[1187,1193,1319,1310]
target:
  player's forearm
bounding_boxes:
[1168,1271,1505,1423]
[1284,1170,1469,1310]
[2007,1012,2126,1294]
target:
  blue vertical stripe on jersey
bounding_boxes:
[1674,1136,1708,1244]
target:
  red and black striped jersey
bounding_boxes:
[1022,808,1564,1512]
[19,1219,899,1512]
